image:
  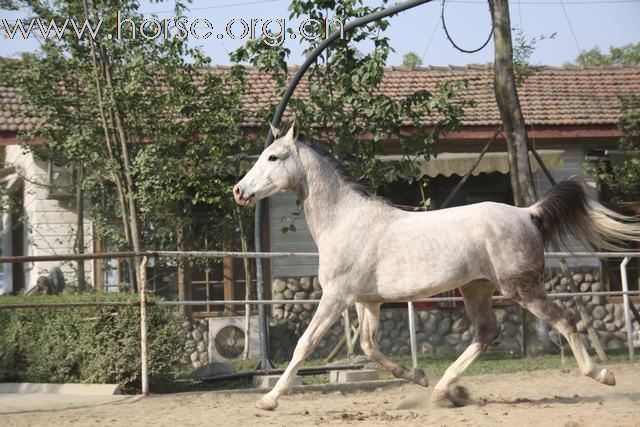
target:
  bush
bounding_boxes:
[0,294,183,392]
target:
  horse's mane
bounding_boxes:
[296,134,372,198]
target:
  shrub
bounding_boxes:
[0,294,183,392]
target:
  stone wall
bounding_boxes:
[269,276,524,361]
[269,268,636,361]
[544,268,631,350]
[182,319,209,369]
[406,304,523,355]
[269,277,343,361]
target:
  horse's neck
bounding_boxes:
[296,145,368,242]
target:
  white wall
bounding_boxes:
[5,145,94,291]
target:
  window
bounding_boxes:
[190,209,257,318]
[378,172,513,210]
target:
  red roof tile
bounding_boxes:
[1,64,639,133]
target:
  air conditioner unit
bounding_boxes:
[208,316,262,362]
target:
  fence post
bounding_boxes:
[342,309,354,357]
[140,256,150,395]
[408,302,418,370]
[620,257,635,362]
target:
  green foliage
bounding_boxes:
[0,0,255,275]
[401,51,422,67]
[0,294,183,391]
[232,0,471,207]
[0,0,17,9]
[576,43,640,66]
[586,95,640,203]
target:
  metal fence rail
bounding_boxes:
[0,250,320,263]
[2,290,639,308]
[2,249,636,263]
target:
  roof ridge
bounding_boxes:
[4,56,639,72]
[211,63,640,73]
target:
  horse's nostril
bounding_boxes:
[234,187,240,194]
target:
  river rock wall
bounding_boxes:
[269,268,634,362]
[544,269,630,350]
[182,319,209,369]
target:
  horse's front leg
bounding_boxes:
[256,292,349,411]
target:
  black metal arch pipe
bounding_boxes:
[266,0,435,144]
[253,0,435,370]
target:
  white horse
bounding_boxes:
[234,121,640,411]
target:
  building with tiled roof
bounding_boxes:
[0,64,639,298]
[2,64,639,140]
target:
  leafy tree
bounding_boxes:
[401,51,422,67]
[576,43,640,66]
[0,0,253,291]
[0,0,17,8]
[232,0,470,207]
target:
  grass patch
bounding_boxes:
[388,349,633,379]
[160,349,634,393]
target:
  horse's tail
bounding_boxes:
[529,176,640,251]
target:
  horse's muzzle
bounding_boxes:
[233,185,256,207]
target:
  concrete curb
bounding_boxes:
[0,383,121,395]
[209,378,407,395]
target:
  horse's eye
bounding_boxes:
[268,155,278,162]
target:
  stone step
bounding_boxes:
[329,369,378,384]
[0,383,121,395]
[252,375,302,389]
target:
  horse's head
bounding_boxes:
[234,120,302,207]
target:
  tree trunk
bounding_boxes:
[75,163,85,293]
[492,0,536,207]
[83,0,138,291]
[97,43,143,290]
[176,216,191,318]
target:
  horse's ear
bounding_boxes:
[269,122,280,139]
[284,118,299,145]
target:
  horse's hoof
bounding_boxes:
[392,366,408,379]
[411,368,429,387]
[255,395,278,411]
[430,385,470,408]
[449,385,471,406]
[596,368,616,386]
[431,388,450,407]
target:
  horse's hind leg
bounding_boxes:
[431,280,497,406]
[507,280,616,386]
[358,302,428,387]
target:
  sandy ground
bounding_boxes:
[1,364,639,427]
